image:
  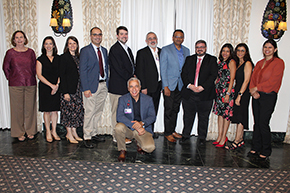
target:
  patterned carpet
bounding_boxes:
[0,155,289,193]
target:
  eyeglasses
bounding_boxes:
[173,36,184,39]
[92,33,102,37]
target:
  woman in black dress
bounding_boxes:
[226,43,253,150]
[36,36,61,142]
[60,36,84,143]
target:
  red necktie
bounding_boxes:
[194,58,202,86]
[97,48,104,78]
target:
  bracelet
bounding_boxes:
[226,92,230,95]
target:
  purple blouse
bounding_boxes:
[2,48,37,86]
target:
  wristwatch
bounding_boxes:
[238,92,243,96]
[226,92,230,95]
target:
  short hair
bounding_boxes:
[41,36,58,56]
[127,77,141,88]
[90,27,102,35]
[218,43,234,63]
[146,32,157,39]
[116,26,128,35]
[173,29,184,37]
[263,39,279,58]
[63,36,80,57]
[11,30,28,47]
[195,40,207,47]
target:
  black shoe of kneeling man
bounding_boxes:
[197,138,206,146]
[92,135,105,142]
[179,137,190,144]
[84,140,94,148]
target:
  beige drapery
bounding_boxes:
[82,0,121,134]
[2,0,42,132]
[207,0,252,141]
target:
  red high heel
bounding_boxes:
[215,137,228,148]
[212,141,220,145]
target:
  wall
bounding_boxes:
[37,0,290,132]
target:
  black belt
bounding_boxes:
[99,80,106,83]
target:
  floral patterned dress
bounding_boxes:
[213,60,234,120]
[60,55,84,128]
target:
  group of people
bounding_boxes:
[2,27,284,162]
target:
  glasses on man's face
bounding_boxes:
[92,33,102,37]
[195,46,205,49]
[174,36,184,39]
[148,37,157,41]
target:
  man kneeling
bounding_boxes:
[115,77,156,162]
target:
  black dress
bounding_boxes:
[37,54,60,112]
[231,62,252,129]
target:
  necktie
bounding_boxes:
[127,47,135,72]
[194,58,202,86]
[97,48,104,78]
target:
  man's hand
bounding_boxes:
[189,84,204,93]
[131,121,146,135]
[141,89,148,95]
[84,90,92,98]
[163,86,171,97]
[252,91,260,99]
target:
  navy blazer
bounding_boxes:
[117,93,156,134]
[59,52,79,94]
[160,43,190,91]
[181,53,218,101]
[79,43,109,93]
[135,46,161,93]
[108,41,134,95]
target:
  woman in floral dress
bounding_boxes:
[213,43,236,147]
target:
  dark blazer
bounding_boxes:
[181,53,218,101]
[79,43,109,93]
[59,52,79,94]
[117,93,156,134]
[108,41,134,95]
[135,46,161,93]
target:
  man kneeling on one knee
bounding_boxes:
[115,77,156,162]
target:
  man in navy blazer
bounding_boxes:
[79,27,109,148]
[135,32,162,138]
[160,29,190,143]
[115,77,156,162]
[180,40,218,145]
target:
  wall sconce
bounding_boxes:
[261,0,287,41]
[50,0,73,37]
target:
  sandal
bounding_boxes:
[237,140,245,147]
[225,141,238,150]
[27,135,34,140]
[18,135,26,142]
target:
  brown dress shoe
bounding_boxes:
[137,145,145,155]
[118,150,127,162]
[165,135,176,143]
[172,132,182,139]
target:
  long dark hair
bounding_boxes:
[263,39,279,58]
[218,43,234,63]
[63,36,79,57]
[41,36,58,56]
[234,43,253,67]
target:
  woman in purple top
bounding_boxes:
[2,30,37,141]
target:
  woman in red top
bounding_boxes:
[248,39,284,159]
[2,31,37,141]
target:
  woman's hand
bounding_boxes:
[51,84,59,95]
[64,94,70,101]
[224,94,230,103]
[235,95,241,106]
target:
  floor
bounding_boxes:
[1,130,290,170]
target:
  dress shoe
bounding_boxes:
[153,133,159,139]
[198,138,206,146]
[118,150,126,162]
[165,135,176,143]
[172,132,182,139]
[92,135,105,142]
[84,140,94,148]
[137,145,145,155]
[113,138,132,144]
[179,137,189,144]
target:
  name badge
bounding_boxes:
[124,108,132,114]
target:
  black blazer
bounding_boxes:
[135,46,161,93]
[108,41,134,95]
[181,53,218,101]
[59,52,79,94]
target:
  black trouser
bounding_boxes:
[163,87,182,136]
[182,93,213,139]
[147,81,162,132]
[252,92,277,157]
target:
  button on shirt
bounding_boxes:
[149,47,161,81]
[92,43,106,80]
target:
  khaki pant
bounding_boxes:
[115,123,155,152]
[82,82,107,140]
[9,86,37,137]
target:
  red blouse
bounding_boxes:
[2,48,37,86]
[249,57,284,93]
